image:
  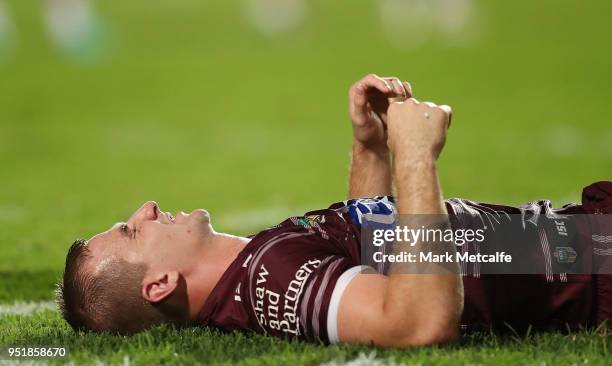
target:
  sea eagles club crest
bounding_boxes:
[554,246,577,264]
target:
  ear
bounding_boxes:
[142,270,180,303]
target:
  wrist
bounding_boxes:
[391,145,437,166]
[393,151,437,176]
[352,140,390,159]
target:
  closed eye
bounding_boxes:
[119,223,135,239]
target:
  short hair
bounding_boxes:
[56,239,187,335]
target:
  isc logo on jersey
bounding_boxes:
[555,220,568,237]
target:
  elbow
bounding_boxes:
[369,285,464,348]
[419,322,460,345]
[374,318,461,348]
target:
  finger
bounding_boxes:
[391,97,417,108]
[349,83,367,102]
[402,81,413,98]
[362,74,393,94]
[383,77,407,99]
[348,84,368,113]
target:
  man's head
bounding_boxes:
[57,201,213,334]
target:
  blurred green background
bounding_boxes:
[0,0,610,299]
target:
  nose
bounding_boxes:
[127,201,158,226]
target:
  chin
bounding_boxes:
[191,209,210,222]
[189,210,212,233]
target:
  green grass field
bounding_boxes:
[1,0,611,364]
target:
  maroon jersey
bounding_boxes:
[197,209,364,343]
[197,181,612,342]
[450,181,612,332]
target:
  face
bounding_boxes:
[85,201,214,275]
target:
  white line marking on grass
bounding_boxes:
[0,300,56,316]
[0,204,26,223]
[322,352,404,366]
[217,204,325,232]
[62,356,131,366]
[604,130,612,154]
[245,0,307,36]
[0,361,52,366]
[545,125,584,157]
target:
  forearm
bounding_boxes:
[348,141,392,198]
[394,156,446,214]
[381,154,463,345]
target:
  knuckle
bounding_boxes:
[388,102,401,113]
[349,82,366,97]
[434,111,448,123]
[439,105,452,116]
[438,111,449,120]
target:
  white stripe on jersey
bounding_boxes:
[242,254,253,268]
[311,258,342,340]
[326,265,371,344]
[593,234,612,244]
[538,227,554,282]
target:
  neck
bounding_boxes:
[185,232,249,321]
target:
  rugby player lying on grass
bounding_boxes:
[57,74,612,347]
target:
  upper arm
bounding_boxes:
[335,271,391,344]
[333,271,461,347]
